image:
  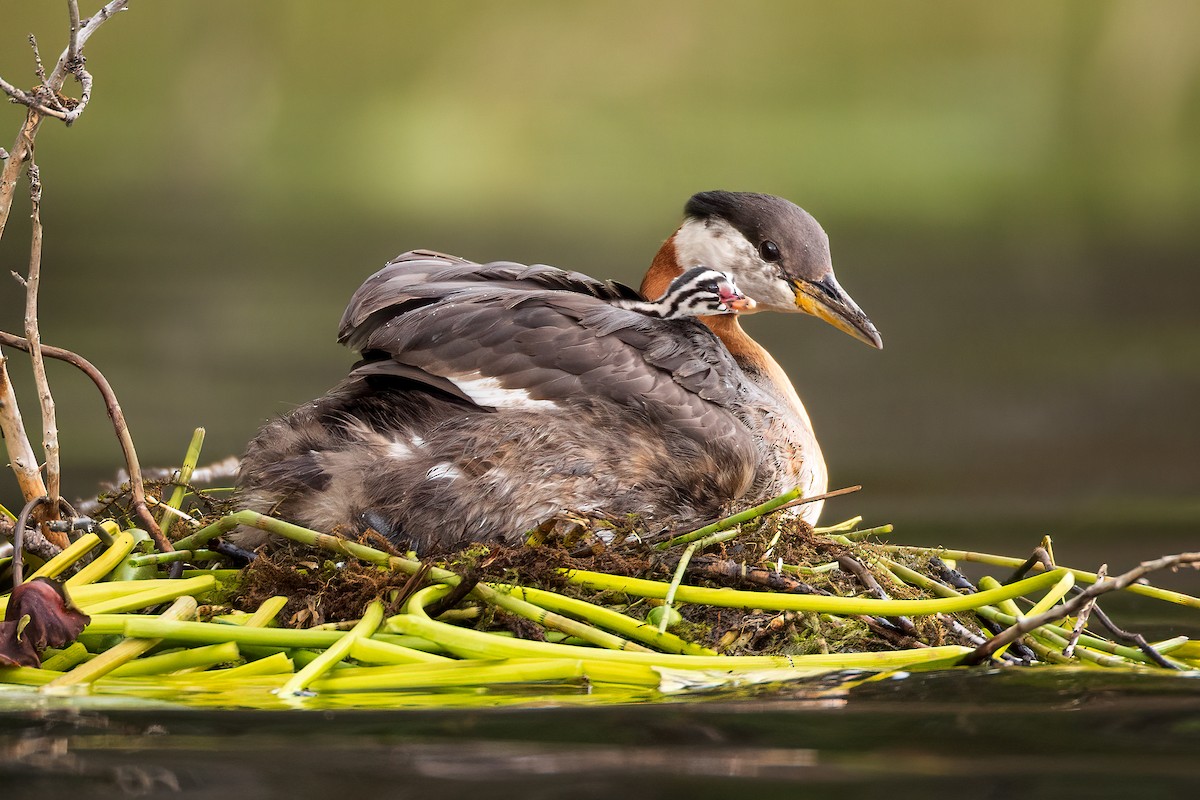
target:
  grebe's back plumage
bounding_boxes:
[235,191,880,551]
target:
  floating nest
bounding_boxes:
[2,475,1199,708]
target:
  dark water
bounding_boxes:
[3,669,1200,799]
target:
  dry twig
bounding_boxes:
[1063,563,1105,658]
[24,162,63,526]
[960,552,1200,666]
[837,553,919,637]
[1,1,130,239]
[0,1,138,552]
[0,331,169,553]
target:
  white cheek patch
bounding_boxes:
[387,440,413,460]
[673,218,794,312]
[450,374,559,410]
[673,218,753,271]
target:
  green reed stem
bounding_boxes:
[108,642,240,677]
[657,488,803,550]
[565,565,1067,615]
[159,427,205,538]
[27,533,102,581]
[64,530,137,586]
[43,596,198,691]
[80,575,216,614]
[128,549,221,567]
[504,585,714,655]
[879,544,1200,609]
[280,601,384,696]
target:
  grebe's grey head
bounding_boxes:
[672,191,882,348]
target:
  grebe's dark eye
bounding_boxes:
[699,280,719,293]
[759,241,781,262]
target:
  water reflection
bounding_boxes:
[3,669,1200,799]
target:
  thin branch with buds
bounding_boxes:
[0,1,137,556]
[24,163,63,525]
[0,1,130,240]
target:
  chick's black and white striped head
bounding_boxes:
[670,191,883,348]
[619,267,754,319]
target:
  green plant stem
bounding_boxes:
[349,637,451,665]
[565,566,1067,615]
[839,524,894,541]
[40,642,90,671]
[504,586,714,655]
[660,542,698,632]
[244,596,289,627]
[780,561,840,576]
[311,658,661,693]
[280,601,384,696]
[108,642,240,677]
[64,530,137,586]
[128,550,221,568]
[813,516,862,534]
[657,488,803,550]
[160,427,205,537]
[42,596,198,690]
[27,533,102,581]
[80,575,216,614]
[104,616,346,647]
[879,544,1200,609]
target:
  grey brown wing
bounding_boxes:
[339,252,642,348]
[346,284,755,458]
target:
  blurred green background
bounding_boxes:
[2,2,1197,583]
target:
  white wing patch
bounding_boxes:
[426,463,463,481]
[450,374,559,410]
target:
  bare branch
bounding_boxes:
[48,1,131,90]
[66,1,83,67]
[960,552,1200,666]
[10,497,63,584]
[61,68,93,125]
[775,484,861,513]
[1062,563,1104,658]
[24,161,61,518]
[1,1,133,239]
[29,36,49,88]
[0,349,49,508]
[0,330,171,554]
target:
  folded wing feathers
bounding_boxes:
[338,252,749,437]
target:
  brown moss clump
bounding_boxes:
[232,543,419,627]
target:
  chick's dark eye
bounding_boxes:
[699,280,719,292]
[760,241,781,262]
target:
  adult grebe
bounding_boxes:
[234,191,880,551]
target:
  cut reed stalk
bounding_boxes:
[27,533,101,580]
[42,595,198,690]
[159,427,204,537]
[64,530,136,586]
[280,601,384,696]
